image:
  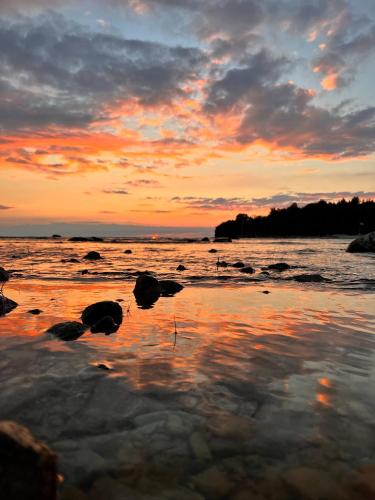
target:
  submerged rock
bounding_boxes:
[240,266,255,274]
[232,261,245,268]
[267,262,290,271]
[159,280,184,296]
[61,258,80,263]
[208,249,218,253]
[347,231,375,253]
[0,297,18,316]
[133,274,161,309]
[176,264,187,271]
[46,321,86,341]
[0,420,57,500]
[83,251,103,261]
[293,274,326,282]
[81,301,123,333]
[217,260,229,268]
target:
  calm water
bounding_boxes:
[0,238,374,499]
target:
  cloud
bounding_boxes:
[125,179,161,187]
[0,204,13,210]
[172,192,375,211]
[0,12,207,132]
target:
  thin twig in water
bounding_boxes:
[173,316,178,350]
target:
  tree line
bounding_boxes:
[215,197,375,238]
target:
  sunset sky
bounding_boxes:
[0,0,375,234]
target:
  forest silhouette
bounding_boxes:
[215,197,375,238]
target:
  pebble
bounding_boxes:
[192,465,234,498]
[189,432,212,462]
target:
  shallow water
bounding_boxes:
[0,238,375,499]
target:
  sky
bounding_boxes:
[0,0,375,235]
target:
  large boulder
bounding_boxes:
[347,231,375,253]
[133,274,161,309]
[159,280,184,296]
[46,321,86,341]
[0,420,57,500]
[81,301,123,333]
[83,251,103,261]
[0,297,18,316]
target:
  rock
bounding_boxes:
[124,249,132,254]
[192,466,234,498]
[189,432,212,461]
[81,301,123,332]
[347,231,375,253]
[83,251,103,261]
[91,315,119,334]
[69,237,89,242]
[350,464,375,497]
[159,280,184,296]
[96,363,111,371]
[0,296,18,316]
[0,420,57,500]
[294,274,326,282]
[0,266,10,282]
[176,264,187,271]
[240,266,255,274]
[208,249,218,253]
[28,309,42,315]
[52,234,61,238]
[80,269,89,275]
[262,290,270,294]
[208,414,254,440]
[232,262,245,268]
[214,237,232,243]
[133,274,161,309]
[267,262,290,271]
[61,258,80,263]
[283,466,337,500]
[201,237,210,242]
[217,260,229,267]
[46,321,86,341]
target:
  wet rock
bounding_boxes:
[0,296,18,316]
[69,237,89,242]
[0,420,57,500]
[177,264,187,271]
[80,269,89,275]
[133,273,161,309]
[28,309,42,315]
[96,363,111,371]
[209,249,218,253]
[347,231,375,253]
[267,262,290,271]
[83,251,103,261]
[232,262,245,268]
[240,266,255,274]
[160,280,184,296]
[259,271,270,276]
[189,432,212,462]
[192,466,234,498]
[0,266,10,282]
[351,464,375,497]
[81,301,123,332]
[201,237,210,242]
[91,315,119,334]
[283,466,337,500]
[262,290,270,294]
[294,274,326,282]
[52,234,61,238]
[124,249,132,254]
[61,258,80,263]
[46,321,86,341]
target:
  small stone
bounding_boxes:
[0,296,18,316]
[124,249,132,254]
[28,309,42,315]
[267,263,290,271]
[46,321,86,341]
[208,249,218,253]
[240,266,255,274]
[189,432,212,461]
[177,264,187,271]
[283,466,337,500]
[192,466,234,498]
[232,262,245,268]
[83,251,103,260]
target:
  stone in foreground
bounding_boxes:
[46,321,86,341]
[347,231,375,253]
[0,420,57,500]
[159,280,184,296]
[81,301,123,333]
[133,273,161,309]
